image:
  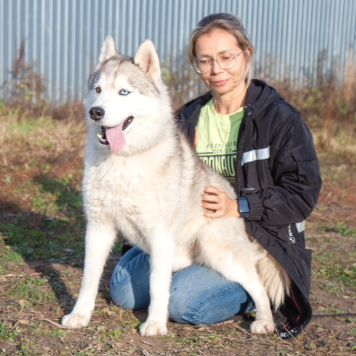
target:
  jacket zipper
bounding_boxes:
[235,105,253,197]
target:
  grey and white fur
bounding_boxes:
[61,36,289,336]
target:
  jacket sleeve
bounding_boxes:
[245,112,322,225]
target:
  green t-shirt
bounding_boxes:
[195,99,244,185]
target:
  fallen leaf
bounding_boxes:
[18,299,26,310]
[18,319,29,325]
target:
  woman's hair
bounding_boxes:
[189,13,254,87]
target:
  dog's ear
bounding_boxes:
[97,35,117,68]
[134,40,161,84]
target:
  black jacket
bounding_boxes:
[175,79,322,338]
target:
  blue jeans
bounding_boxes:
[110,246,254,325]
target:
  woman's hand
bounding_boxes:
[202,185,240,218]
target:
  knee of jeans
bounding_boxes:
[169,298,205,325]
[110,264,129,287]
[110,283,135,310]
[110,268,135,310]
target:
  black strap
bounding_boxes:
[313,313,356,318]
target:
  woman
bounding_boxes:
[110,13,322,338]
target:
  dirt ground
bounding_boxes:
[0,113,356,355]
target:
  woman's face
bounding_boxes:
[194,29,250,96]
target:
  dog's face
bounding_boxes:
[85,36,170,156]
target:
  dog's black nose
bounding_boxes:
[89,107,105,121]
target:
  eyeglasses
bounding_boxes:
[193,50,244,74]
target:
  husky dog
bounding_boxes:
[62,36,289,336]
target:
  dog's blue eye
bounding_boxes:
[119,89,130,96]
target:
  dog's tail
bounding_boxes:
[257,253,290,310]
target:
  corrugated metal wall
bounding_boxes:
[1,0,356,102]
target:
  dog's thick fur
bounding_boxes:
[62,36,289,336]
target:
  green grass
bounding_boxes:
[6,277,56,305]
[0,218,85,262]
[50,329,68,339]
[0,172,88,263]
[336,224,356,237]
[0,246,25,263]
[0,322,18,343]
[313,252,356,289]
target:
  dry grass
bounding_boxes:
[0,104,86,168]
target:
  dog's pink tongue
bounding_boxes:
[106,123,126,153]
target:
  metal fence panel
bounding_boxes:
[1,0,355,102]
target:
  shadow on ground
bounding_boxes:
[0,178,122,317]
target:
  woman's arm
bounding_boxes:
[201,112,321,224]
[245,112,322,225]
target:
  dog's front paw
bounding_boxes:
[62,312,92,329]
[250,319,275,334]
[139,320,167,336]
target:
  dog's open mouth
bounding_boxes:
[97,116,134,146]
[97,126,110,145]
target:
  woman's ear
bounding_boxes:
[244,47,252,67]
